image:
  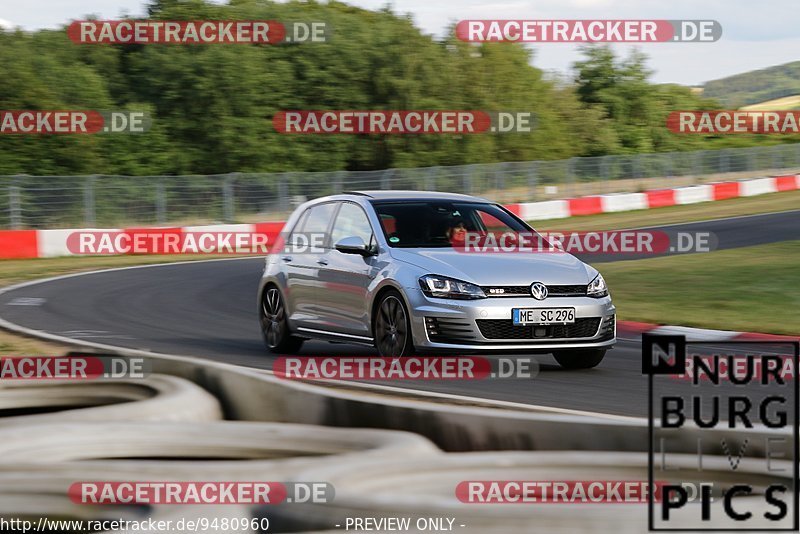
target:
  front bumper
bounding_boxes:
[404,288,616,351]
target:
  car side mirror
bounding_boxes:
[334,236,374,256]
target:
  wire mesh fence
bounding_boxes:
[2,143,799,229]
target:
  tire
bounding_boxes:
[552,349,606,370]
[260,286,304,354]
[373,290,415,357]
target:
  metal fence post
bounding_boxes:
[693,152,702,182]
[567,158,576,184]
[333,171,344,195]
[495,162,506,192]
[426,167,436,191]
[223,174,235,223]
[527,162,538,201]
[84,175,96,227]
[601,156,610,182]
[381,168,393,190]
[462,166,473,195]
[9,178,21,229]
[155,179,166,226]
[278,174,288,208]
[664,152,673,179]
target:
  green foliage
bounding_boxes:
[571,45,800,153]
[0,2,794,176]
[703,61,800,107]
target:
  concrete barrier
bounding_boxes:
[0,375,223,425]
[79,351,789,459]
[271,451,794,532]
[0,421,439,464]
[0,350,792,532]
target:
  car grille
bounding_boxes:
[476,317,602,340]
[481,285,588,297]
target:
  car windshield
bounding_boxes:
[371,200,530,248]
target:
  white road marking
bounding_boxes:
[55,329,136,340]
[6,297,46,306]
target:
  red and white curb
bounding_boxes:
[617,320,798,343]
[0,173,797,259]
[0,222,285,260]
[504,173,799,220]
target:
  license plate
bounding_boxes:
[512,308,575,325]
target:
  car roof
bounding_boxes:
[341,190,490,202]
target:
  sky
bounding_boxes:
[2,0,799,86]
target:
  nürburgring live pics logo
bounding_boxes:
[644,334,799,531]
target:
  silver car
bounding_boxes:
[258,191,615,369]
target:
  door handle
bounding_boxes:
[281,256,292,262]
[317,259,329,266]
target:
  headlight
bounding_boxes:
[587,273,609,298]
[419,275,486,300]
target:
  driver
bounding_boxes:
[446,218,468,243]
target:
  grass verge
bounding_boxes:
[600,241,800,335]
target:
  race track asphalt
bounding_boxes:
[1,210,797,417]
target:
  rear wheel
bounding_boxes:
[373,291,415,357]
[260,287,303,354]
[553,349,606,370]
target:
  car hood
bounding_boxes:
[388,248,594,285]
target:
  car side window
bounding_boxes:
[331,202,374,247]
[299,203,337,247]
[288,209,310,240]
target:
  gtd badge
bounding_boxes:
[530,282,548,300]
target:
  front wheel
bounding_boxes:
[260,287,304,354]
[553,349,606,370]
[373,291,415,357]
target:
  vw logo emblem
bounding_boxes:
[530,282,548,300]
